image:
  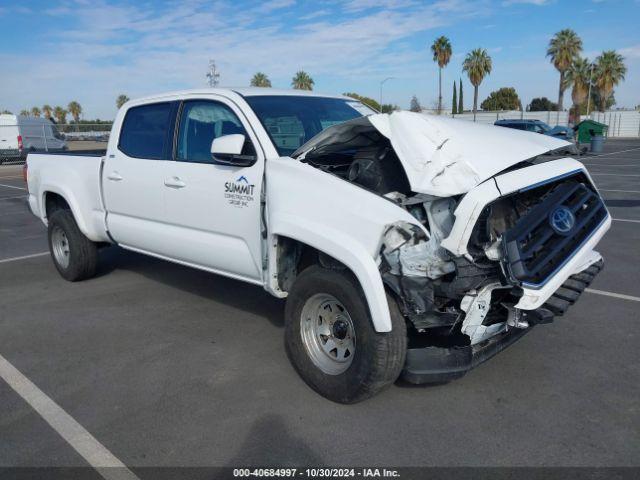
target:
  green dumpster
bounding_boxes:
[576,119,608,144]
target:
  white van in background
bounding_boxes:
[0,114,67,163]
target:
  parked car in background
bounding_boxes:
[495,119,574,141]
[0,114,67,163]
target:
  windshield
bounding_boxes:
[243,95,373,156]
[536,122,551,132]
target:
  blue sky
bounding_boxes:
[1,0,638,119]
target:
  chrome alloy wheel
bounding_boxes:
[300,293,356,375]
[51,226,70,269]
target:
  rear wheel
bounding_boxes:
[47,209,97,281]
[285,265,406,403]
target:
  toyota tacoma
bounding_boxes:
[24,88,610,403]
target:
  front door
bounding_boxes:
[162,98,265,283]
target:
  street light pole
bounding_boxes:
[379,77,395,113]
[586,63,594,119]
[206,59,220,87]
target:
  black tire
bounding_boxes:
[285,265,407,404]
[47,209,97,281]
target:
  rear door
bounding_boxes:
[103,101,178,254]
[161,97,265,282]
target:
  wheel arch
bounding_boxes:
[268,216,393,333]
[40,187,107,242]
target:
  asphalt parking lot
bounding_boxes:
[1,139,639,475]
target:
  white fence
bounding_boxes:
[587,111,639,138]
[430,109,640,138]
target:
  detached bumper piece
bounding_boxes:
[402,326,532,384]
[401,259,604,384]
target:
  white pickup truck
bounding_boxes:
[25,88,610,403]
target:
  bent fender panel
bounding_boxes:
[266,157,423,332]
[270,215,393,332]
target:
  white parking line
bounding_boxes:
[585,288,640,302]
[588,147,640,157]
[612,218,640,224]
[585,164,640,167]
[600,189,640,194]
[0,194,27,201]
[0,354,140,480]
[0,252,49,264]
[590,173,640,177]
[0,182,26,190]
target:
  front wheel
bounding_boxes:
[285,265,406,403]
[47,209,97,281]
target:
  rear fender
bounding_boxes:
[39,184,108,242]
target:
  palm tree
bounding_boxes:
[462,48,492,121]
[431,36,452,114]
[42,105,53,120]
[19,109,30,117]
[67,101,82,123]
[250,72,272,87]
[53,106,67,125]
[564,57,591,122]
[593,50,626,111]
[116,94,130,109]
[31,107,41,118]
[547,29,582,113]
[291,70,314,90]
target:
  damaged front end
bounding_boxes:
[378,170,606,384]
[293,112,607,383]
[379,195,523,343]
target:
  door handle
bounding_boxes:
[107,171,123,181]
[164,177,186,189]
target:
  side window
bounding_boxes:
[118,102,174,159]
[177,100,255,163]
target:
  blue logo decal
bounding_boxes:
[549,206,575,235]
[237,175,249,184]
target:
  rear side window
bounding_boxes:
[118,103,174,159]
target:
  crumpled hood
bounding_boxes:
[295,111,572,197]
[368,112,571,196]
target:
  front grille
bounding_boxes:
[501,176,607,287]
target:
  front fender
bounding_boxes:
[270,213,392,332]
[265,157,426,333]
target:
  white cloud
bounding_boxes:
[620,45,640,60]
[343,0,417,13]
[257,0,296,14]
[502,0,550,5]
[299,9,331,21]
[0,0,484,117]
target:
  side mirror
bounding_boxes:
[211,134,256,167]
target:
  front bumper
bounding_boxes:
[401,259,604,384]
